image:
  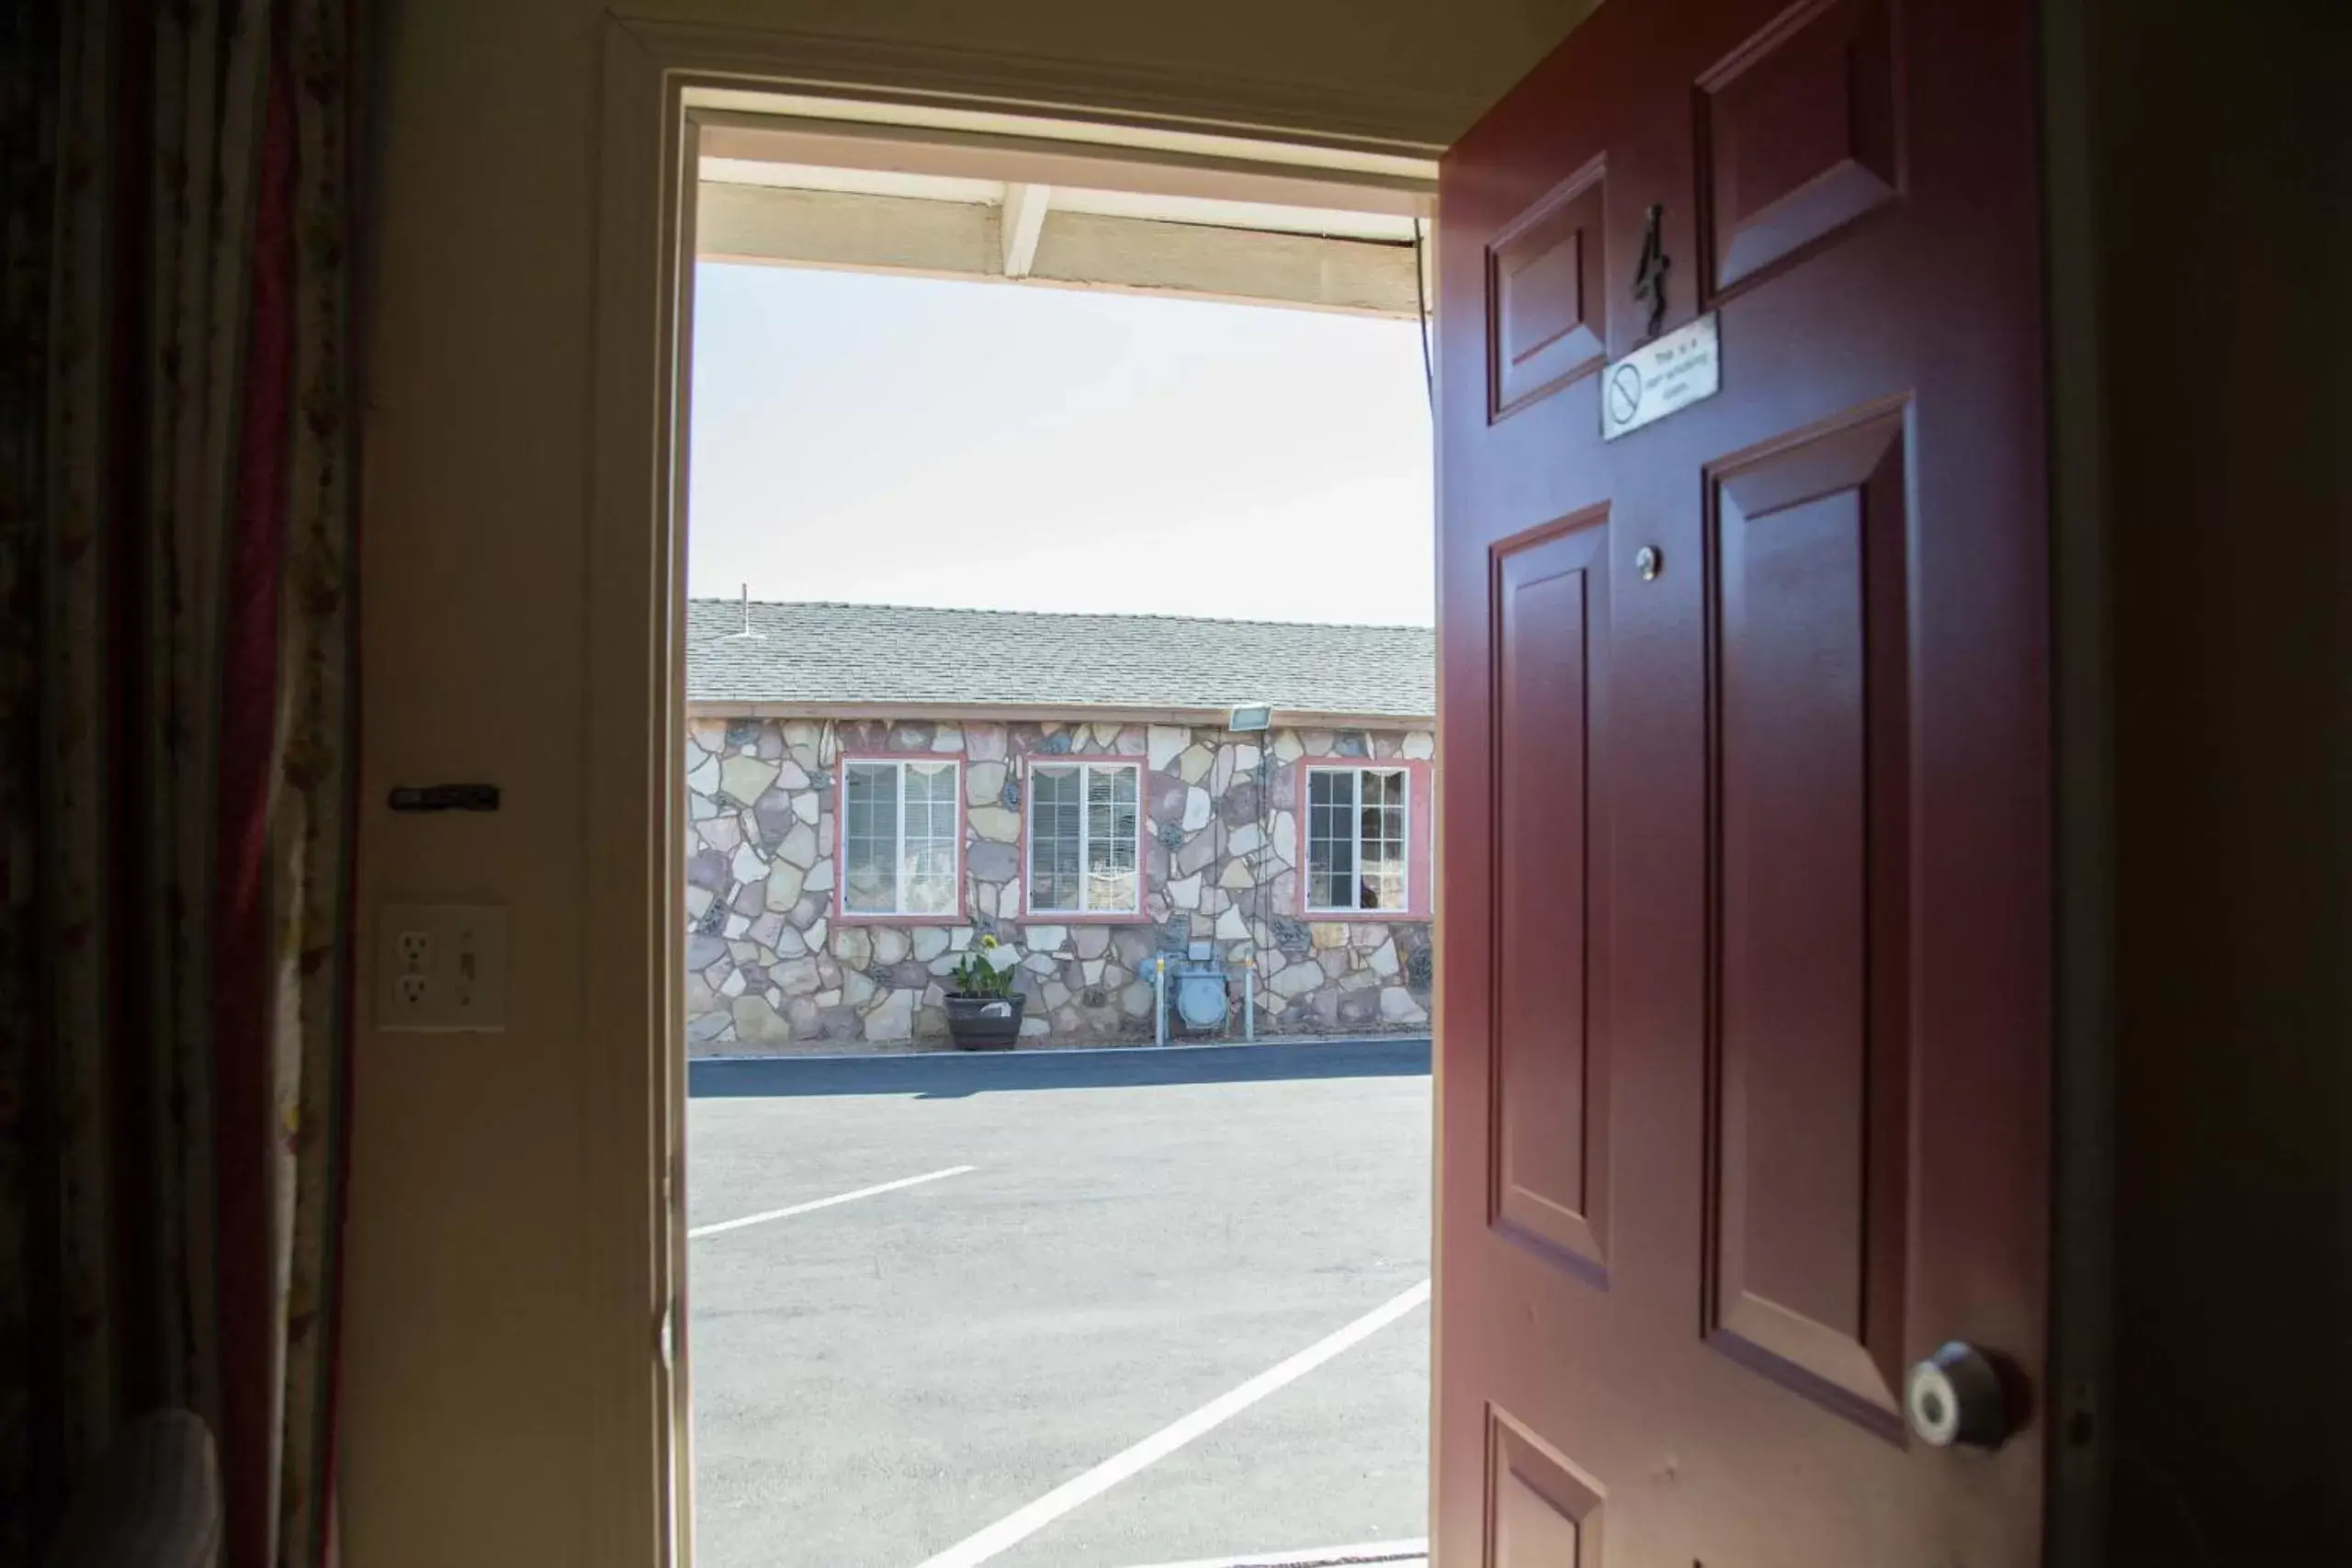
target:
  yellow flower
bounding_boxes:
[980,934,1000,949]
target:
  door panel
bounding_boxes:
[1435,0,2049,1562]
[1487,1411,1606,1567]
[1697,0,1901,296]
[1489,163,1611,416]
[1493,514,1613,1280]
[1703,407,1911,1437]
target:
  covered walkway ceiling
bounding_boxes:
[693,105,1437,318]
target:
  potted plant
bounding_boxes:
[944,934,1026,1051]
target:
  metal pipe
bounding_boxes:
[1154,955,1167,1047]
[1242,956,1256,1043]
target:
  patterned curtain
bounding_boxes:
[0,0,360,1563]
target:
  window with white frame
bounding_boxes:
[842,759,961,916]
[1306,765,1409,913]
[1027,760,1142,916]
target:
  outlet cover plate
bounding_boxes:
[379,904,510,1032]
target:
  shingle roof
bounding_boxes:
[687,600,1435,719]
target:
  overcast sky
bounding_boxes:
[686,263,1435,626]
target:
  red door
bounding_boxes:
[1433,0,2051,1562]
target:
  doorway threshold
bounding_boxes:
[1110,1542,1429,1568]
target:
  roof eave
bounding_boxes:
[683,697,1433,729]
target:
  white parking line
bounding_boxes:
[1105,1540,1429,1568]
[910,1279,1432,1568]
[688,1165,977,1238]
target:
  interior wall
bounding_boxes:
[348,3,1587,1565]
[2089,0,2350,1559]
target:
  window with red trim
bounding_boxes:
[841,759,961,916]
[1027,760,1143,916]
[1304,764,1411,913]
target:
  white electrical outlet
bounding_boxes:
[379,904,509,1032]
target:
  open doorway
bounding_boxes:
[674,99,1442,1568]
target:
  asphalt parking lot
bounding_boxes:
[687,1038,1432,1568]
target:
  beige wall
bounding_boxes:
[349,3,1584,1565]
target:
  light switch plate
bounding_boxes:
[378,904,509,1032]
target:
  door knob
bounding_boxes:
[1905,1341,2011,1450]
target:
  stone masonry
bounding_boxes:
[685,715,1435,1052]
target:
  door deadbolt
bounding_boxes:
[1634,545,1664,581]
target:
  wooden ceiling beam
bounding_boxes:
[1000,182,1051,278]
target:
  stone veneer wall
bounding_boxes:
[685,716,1435,1052]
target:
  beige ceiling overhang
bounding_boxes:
[693,107,1437,318]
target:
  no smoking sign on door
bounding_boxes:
[1600,312,1723,440]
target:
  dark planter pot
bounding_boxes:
[944,992,1025,1051]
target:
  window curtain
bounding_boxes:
[0,0,361,1563]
